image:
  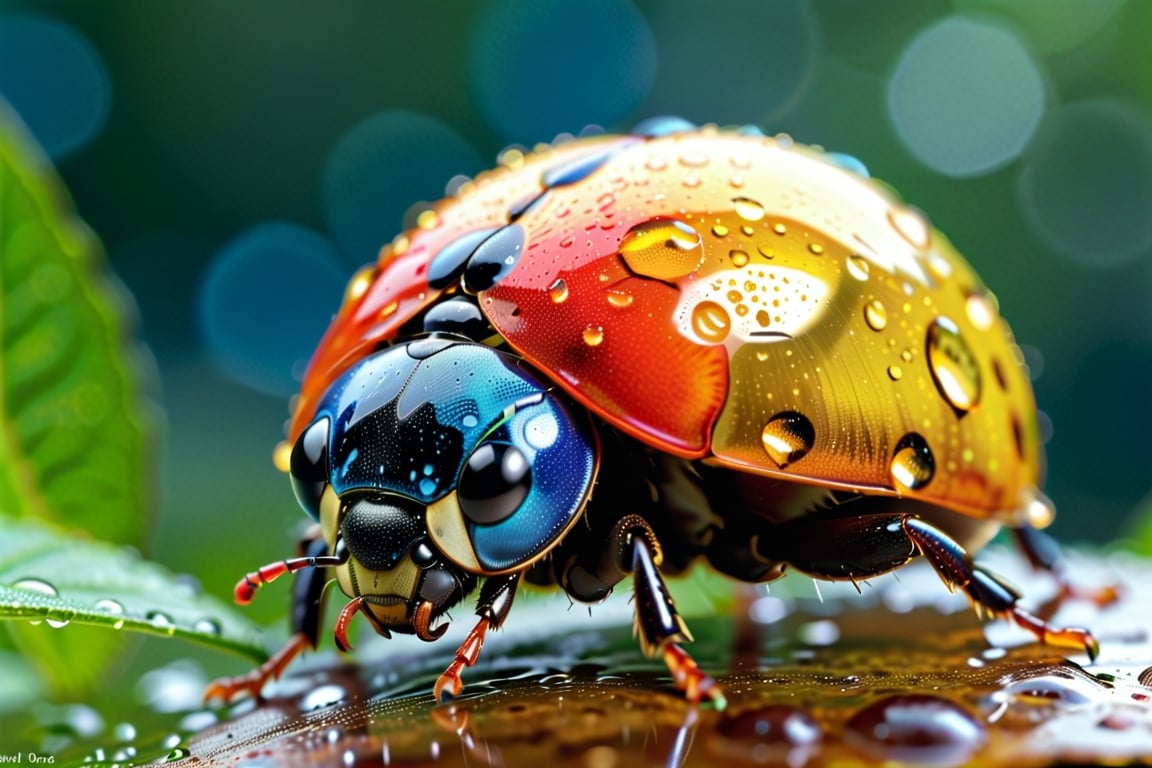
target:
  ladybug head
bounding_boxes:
[287,338,597,636]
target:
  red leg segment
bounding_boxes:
[203,632,312,703]
[904,517,1100,661]
[234,551,347,604]
[434,617,490,701]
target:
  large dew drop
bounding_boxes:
[619,219,704,281]
[926,316,982,414]
[733,197,766,222]
[95,598,127,630]
[761,411,816,468]
[890,433,935,491]
[12,578,58,597]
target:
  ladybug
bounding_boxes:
[206,119,1102,707]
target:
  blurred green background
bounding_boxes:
[1,0,1150,694]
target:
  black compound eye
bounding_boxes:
[458,442,531,525]
[289,417,330,521]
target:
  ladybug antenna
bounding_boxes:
[233,539,349,605]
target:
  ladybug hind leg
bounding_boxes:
[763,512,1099,662]
[1012,525,1120,615]
[903,517,1100,661]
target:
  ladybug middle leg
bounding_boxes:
[557,513,725,708]
[767,513,1099,661]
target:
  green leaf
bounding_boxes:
[0,518,268,680]
[0,99,154,548]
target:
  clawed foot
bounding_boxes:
[1010,606,1100,662]
[203,633,310,704]
[433,617,490,702]
[662,643,727,710]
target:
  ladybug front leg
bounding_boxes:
[205,534,338,703]
[627,520,726,709]
[434,572,521,702]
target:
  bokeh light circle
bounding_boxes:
[641,0,818,126]
[887,16,1046,177]
[954,0,1126,54]
[1017,100,1152,269]
[198,222,348,396]
[0,13,111,159]
[322,110,484,264]
[468,0,657,143]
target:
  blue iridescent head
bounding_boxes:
[287,337,597,633]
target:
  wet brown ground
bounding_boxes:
[179,552,1152,767]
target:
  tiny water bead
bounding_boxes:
[864,299,888,331]
[193,618,223,637]
[582,325,605,347]
[46,607,75,629]
[732,197,766,222]
[965,292,997,332]
[300,684,348,713]
[548,278,569,304]
[148,611,177,635]
[846,254,870,281]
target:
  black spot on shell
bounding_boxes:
[463,223,525,293]
[428,227,501,289]
[542,145,630,188]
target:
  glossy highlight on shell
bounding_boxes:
[299,124,1045,524]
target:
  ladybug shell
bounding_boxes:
[294,127,1048,526]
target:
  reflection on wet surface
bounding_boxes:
[175,553,1152,767]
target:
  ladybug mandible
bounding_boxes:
[206,119,1101,708]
